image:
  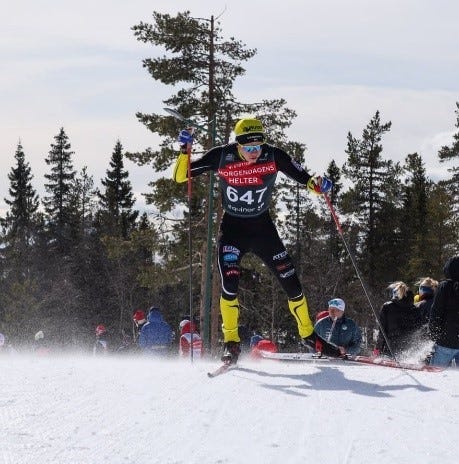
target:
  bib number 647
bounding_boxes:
[226,186,267,205]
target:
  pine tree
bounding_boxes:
[399,153,432,280]
[43,127,77,252]
[438,101,459,215]
[342,111,401,286]
[0,142,41,339]
[97,140,138,239]
[2,141,39,251]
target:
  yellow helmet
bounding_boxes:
[234,118,265,144]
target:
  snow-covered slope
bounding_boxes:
[1,354,457,464]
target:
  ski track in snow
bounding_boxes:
[0,353,457,464]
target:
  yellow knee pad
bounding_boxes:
[288,296,313,338]
[220,296,240,342]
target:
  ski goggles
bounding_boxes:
[239,144,262,153]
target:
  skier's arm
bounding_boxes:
[345,324,363,356]
[172,147,220,183]
[273,147,311,184]
[274,147,332,193]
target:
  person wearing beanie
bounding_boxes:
[173,117,332,365]
[138,307,173,356]
[374,281,424,358]
[133,309,147,342]
[429,256,459,367]
[33,330,51,356]
[93,324,110,356]
[313,298,362,357]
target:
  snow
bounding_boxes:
[1,353,457,464]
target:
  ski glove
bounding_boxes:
[178,129,194,145]
[307,175,333,194]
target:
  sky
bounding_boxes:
[1,353,458,464]
[2,0,459,216]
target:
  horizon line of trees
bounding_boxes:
[1,101,458,352]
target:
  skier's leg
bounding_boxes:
[218,222,244,364]
[287,295,314,339]
[254,220,313,339]
[219,296,240,343]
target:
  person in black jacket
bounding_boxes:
[415,277,439,323]
[429,256,459,367]
[374,281,423,358]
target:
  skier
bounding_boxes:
[173,117,332,364]
[178,319,203,358]
[313,298,362,357]
[429,256,459,367]
[138,307,173,356]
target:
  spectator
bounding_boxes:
[0,332,7,354]
[33,330,51,356]
[250,337,278,360]
[429,256,459,367]
[138,307,173,356]
[314,298,362,357]
[0,333,16,356]
[374,281,423,358]
[249,331,264,349]
[178,319,203,358]
[415,277,439,323]
[93,324,110,356]
[133,309,147,342]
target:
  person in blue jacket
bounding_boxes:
[138,307,173,355]
[314,298,362,357]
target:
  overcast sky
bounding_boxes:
[2,0,458,214]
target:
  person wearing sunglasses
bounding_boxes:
[173,117,332,364]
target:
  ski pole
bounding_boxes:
[164,108,197,364]
[185,128,195,363]
[323,193,397,361]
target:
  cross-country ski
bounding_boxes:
[258,350,444,372]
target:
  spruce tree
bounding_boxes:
[0,142,41,340]
[2,141,39,251]
[43,127,77,253]
[97,140,138,239]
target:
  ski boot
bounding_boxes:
[299,333,316,353]
[221,341,241,365]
